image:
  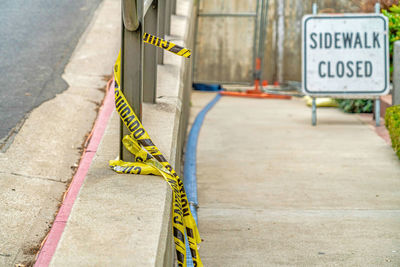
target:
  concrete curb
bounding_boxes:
[34,80,115,266]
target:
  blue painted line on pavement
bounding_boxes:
[184,93,221,266]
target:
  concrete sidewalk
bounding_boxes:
[0,0,120,265]
[191,92,400,266]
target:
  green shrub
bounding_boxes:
[385,105,400,159]
[336,99,374,113]
[382,5,400,75]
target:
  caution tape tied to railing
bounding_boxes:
[143,32,191,58]
[109,52,202,267]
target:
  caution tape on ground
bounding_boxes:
[143,32,191,58]
[109,52,202,267]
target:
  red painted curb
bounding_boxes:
[34,80,115,266]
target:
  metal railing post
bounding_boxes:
[165,0,172,35]
[258,0,268,81]
[172,0,177,15]
[311,2,317,126]
[157,0,166,64]
[143,1,158,103]
[121,0,143,161]
[393,41,400,106]
[252,0,260,80]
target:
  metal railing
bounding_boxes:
[120,0,176,161]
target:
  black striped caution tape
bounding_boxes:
[109,52,202,267]
[143,32,191,58]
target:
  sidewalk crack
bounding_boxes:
[0,170,65,184]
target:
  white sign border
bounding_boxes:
[302,14,389,96]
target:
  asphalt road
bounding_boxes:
[0,0,103,148]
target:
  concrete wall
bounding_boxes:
[194,0,258,84]
[175,0,197,176]
[194,0,380,84]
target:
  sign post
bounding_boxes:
[302,3,389,126]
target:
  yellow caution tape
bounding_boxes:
[143,32,191,58]
[110,52,202,267]
[304,96,338,107]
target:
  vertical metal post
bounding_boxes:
[257,0,269,80]
[375,98,381,126]
[252,0,260,80]
[312,98,317,126]
[257,0,265,65]
[374,2,381,126]
[261,0,269,75]
[172,0,177,15]
[258,0,268,82]
[121,0,143,161]
[311,2,317,126]
[312,2,318,15]
[144,1,158,103]
[275,0,284,83]
[157,0,166,64]
[394,41,400,106]
[165,0,172,35]
[120,5,125,159]
[374,2,380,13]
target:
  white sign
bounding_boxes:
[302,14,389,96]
